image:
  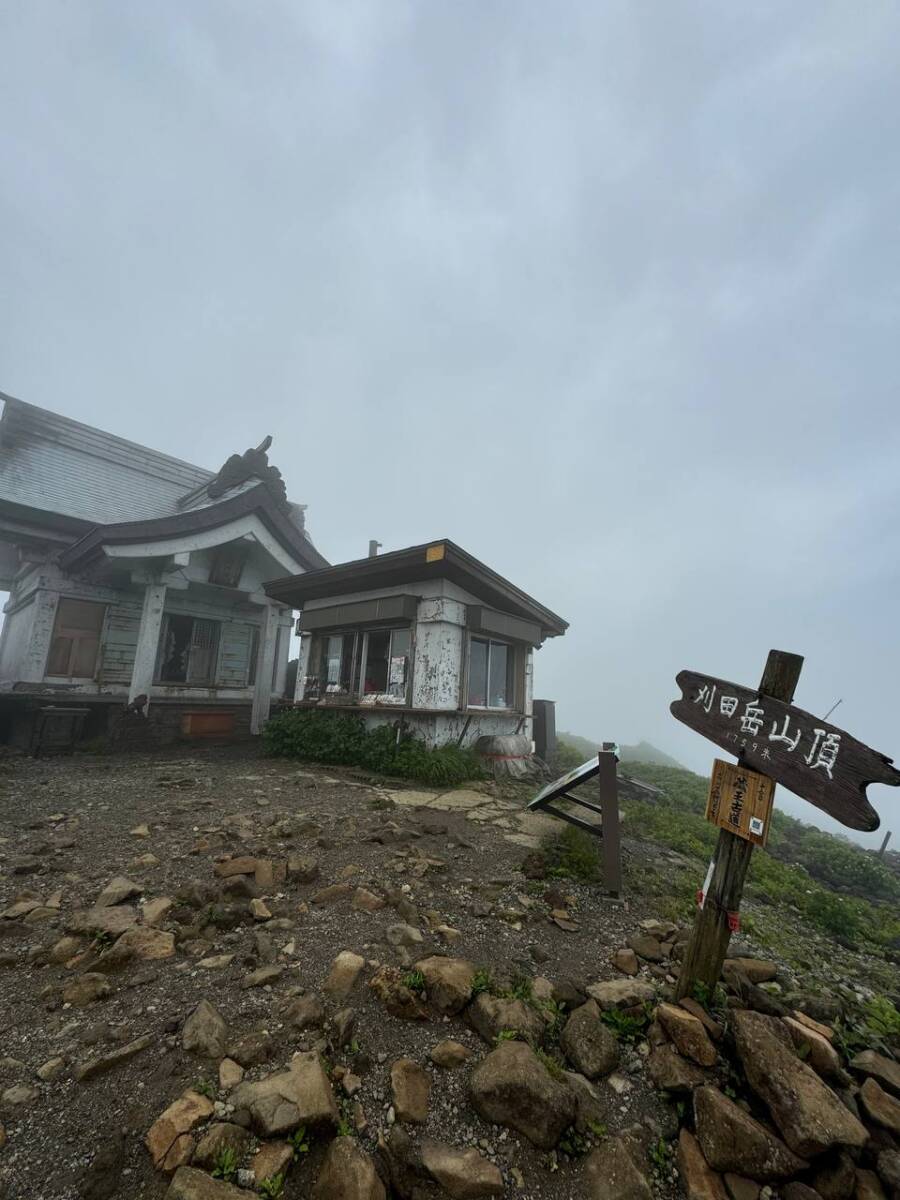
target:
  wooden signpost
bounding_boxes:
[672,649,900,1000]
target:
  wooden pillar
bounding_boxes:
[675,650,803,1000]
[129,582,167,706]
[251,602,281,735]
[598,742,622,897]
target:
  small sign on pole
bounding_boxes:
[705,759,775,847]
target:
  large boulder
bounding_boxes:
[647,1045,707,1093]
[731,1010,869,1157]
[390,1058,431,1124]
[230,1052,338,1137]
[415,956,475,1014]
[694,1086,808,1181]
[96,926,175,970]
[467,993,544,1045]
[191,1123,252,1170]
[782,1017,844,1081]
[560,1000,620,1079]
[182,1000,228,1059]
[469,1041,576,1150]
[311,1137,386,1200]
[369,966,429,1020]
[420,1140,503,1198]
[584,1136,653,1200]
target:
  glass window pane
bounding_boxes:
[488,641,509,707]
[324,635,343,687]
[364,630,390,693]
[387,629,410,699]
[468,638,488,706]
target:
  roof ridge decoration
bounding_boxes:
[207,435,290,512]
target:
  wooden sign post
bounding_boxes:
[674,650,802,999]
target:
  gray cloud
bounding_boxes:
[3,2,899,845]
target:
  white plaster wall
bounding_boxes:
[357,709,527,749]
[0,594,36,685]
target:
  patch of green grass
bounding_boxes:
[400,970,425,993]
[211,1147,239,1181]
[193,1078,216,1100]
[600,1004,651,1044]
[534,1047,566,1081]
[471,968,492,996]
[544,825,601,882]
[289,1125,312,1158]
[495,1028,519,1043]
[259,1175,284,1199]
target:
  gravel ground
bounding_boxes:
[0,747,699,1200]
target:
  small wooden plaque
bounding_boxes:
[705,759,775,846]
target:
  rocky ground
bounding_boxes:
[0,748,898,1200]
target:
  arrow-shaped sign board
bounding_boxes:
[671,670,900,832]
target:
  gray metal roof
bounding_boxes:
[0,395,314,543]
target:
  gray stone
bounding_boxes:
[469,1040,576,1150]
[586,978,655,1010]
[560,999,620,1079]
[467,992,544,1045]
[311,1136,386,1200]
[182,999,228,1058]
[694,1085,808,1182]
[229,1051,337,1136]
[421,1140,503,1198]
[95,876,142,907]
[585,1136,653,1200]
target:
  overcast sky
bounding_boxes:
[2,3,899,846]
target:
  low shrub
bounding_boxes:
[263,709,482,787]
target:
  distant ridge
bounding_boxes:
[558,731,684,769]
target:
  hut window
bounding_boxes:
[46,598,106,678]
[467,637,514,709]
[157,615,221,684]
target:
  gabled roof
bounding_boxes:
[59,480,329,574]
[264,539,568,639]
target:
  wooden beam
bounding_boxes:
[674,650,803,1000]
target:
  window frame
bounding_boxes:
[466,634,519,711]
[44,597,108,680]
[303,626,413,705]
[155,614,223,686]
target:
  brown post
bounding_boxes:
[598,742,622,897]
[878,830,892,857]
[674,650,803,1000]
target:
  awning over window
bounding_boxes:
[298,594,419,632]
[466,605,542,647]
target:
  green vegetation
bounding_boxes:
[289,1125,312,1158]
[557,733,683,769]
[192,1078,216,1100]
[211,1147,239,1182]
[614,761,900,951]
[600,1004,652,1043]
[259,1175,285,1199]
[495,1028,519,1042]
[400,969,425,993]
[264,709,482,787]
[544,825,601,882]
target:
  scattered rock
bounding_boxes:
[694,1085,808,1181]
[877,1149,900,1193]
[192,1122,252,1169]
[287,993,325,1029]
[725,958,777,984]
[586,978,655,1010]
[415,956,475,1014]
[67,906,138,938]
[859,1077,900,1136]
[1,1083,38,1107]
[213,857,257,878]
[430,1040,472,1069]
[810,1150,857,1200]
[248,898,271,921]
[467,992,545,1045]
[352,888,385,912]
[63,972,112,1006]
[78,1130,125,1200]
[249,1141,293,1184]
[95,876,142,907]
[287,855,320,884]
[585,1135,653,1200]
[732,1010,868,1157]
[854,1168,887,1200]
[242,964,282,989]
[679,997,724,1041]
[386,922,423,947]
[229,1051,338,1136]
[145,1090,215,1172]
[629,933,663,963]
[421,1139,504,1198]
[723,1174,760,1200]
[783,1017,844,1080]
[182,999,228,1058]
[678,1128,729,1200]
[560,999,620,1079]
[163,1165,247,1198]
[324,951,365,999]
[142,897,174,927]
[75,1034,154,1081]
[369,966,429,1020]
[311,1136,386,1200]
[469,1040,576,1150]
[612,948,639,976]
[657,1003,718,1067]
[227,1031,275,1068]
[390,1058,431,1124]
[219,1058,244,1091]
[647,1044,707,1092]
[852,1051,900,1097]
[96,925,175,969]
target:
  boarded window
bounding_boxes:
[208,542,250,588]
[157,615,221,684]
[46,598,106,678]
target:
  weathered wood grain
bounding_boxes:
[671,669,899,831]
